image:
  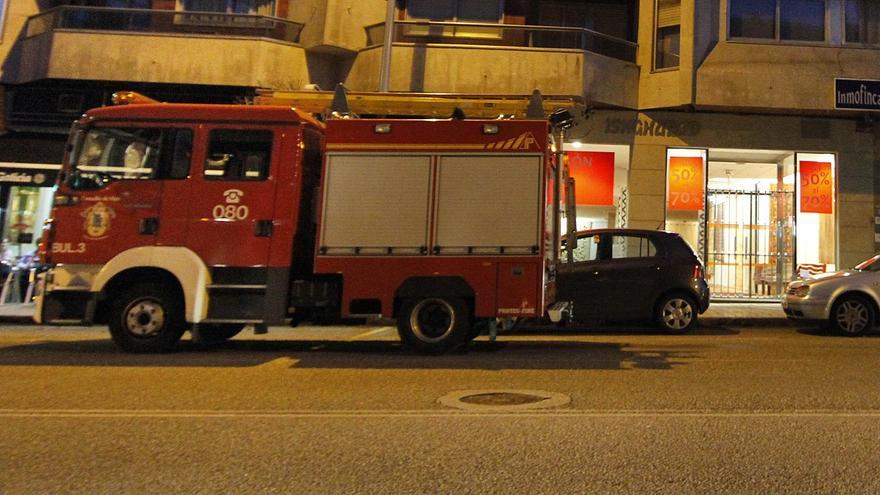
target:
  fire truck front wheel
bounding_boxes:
[397,297,470,353]
[108,283,186,353]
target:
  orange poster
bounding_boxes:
[799,161,833,214]
[667,156,705,211]
[567,151,615,206]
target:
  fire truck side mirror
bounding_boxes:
[549,109,574,130]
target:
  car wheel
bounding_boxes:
[831,295,874,336]
[108,282,186,353]
[198,324,245,344]
[656,293,698,333]
[397,297,469,353]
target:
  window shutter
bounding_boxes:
[657,0,680,28]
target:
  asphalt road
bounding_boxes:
[1,322,879,494]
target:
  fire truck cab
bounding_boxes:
[36,99,558,354]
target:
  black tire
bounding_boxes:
[397,297,470,353]
[467,319,491,341]
[108,282,186,353]
[198,324,245,344]
[655,292,698,334]
[830,295,874,336]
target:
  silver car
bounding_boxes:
[783,255,880,335]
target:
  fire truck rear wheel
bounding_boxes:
[108,283,186,353]
[397,296,470,353]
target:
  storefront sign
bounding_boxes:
[604,117,701,137]
[835,78,880,111]
[799,161,833,214]
[566,151,614,206]
[0,163,60,187]
[667,156,704,211]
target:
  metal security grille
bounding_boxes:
[706,188,794,299]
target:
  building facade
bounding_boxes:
[0,0,878,300]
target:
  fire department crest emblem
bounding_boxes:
[82,202,116,239]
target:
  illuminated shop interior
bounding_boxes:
[665,148,837,299]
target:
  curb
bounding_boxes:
[700,317,793,327]
[0,315,36,324]
[0,316,798,327]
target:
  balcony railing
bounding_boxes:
[24,6,303,44]
[365,20,637,63]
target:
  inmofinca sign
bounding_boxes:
[835,78,880,111]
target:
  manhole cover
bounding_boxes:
[438,389,570,411]
[459,392,547,406]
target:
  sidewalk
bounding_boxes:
[700,301,790,326]
[0,303,36,323]
[0,301,790,326]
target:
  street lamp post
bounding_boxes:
[379,0,396,92]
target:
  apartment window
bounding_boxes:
[729,0,825,42]
[845,0,880,44]
[181,0,273,15]
[407,0,502,23]
[655,0,680,69]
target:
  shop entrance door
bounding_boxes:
[705,164,795,299]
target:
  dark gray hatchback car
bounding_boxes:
[557,229,710,332]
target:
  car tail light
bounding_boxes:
[693,263,704,279]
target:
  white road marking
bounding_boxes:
[255,357,299,369]
[349,326,395,340]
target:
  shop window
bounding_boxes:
[796,153,836,273]
[204,129,272,181]
[729,0,825,42]
[4,187,40,247]
[561,144,630,235]
[664,148,706,256]
[845,0,880,45]
[655,0,680,69]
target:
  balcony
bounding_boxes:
[697,42,880,112]
[11,6,309,89]
[348,20,639,108]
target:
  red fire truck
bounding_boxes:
[35,93,566,353]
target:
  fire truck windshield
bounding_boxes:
[66,127,163,190]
